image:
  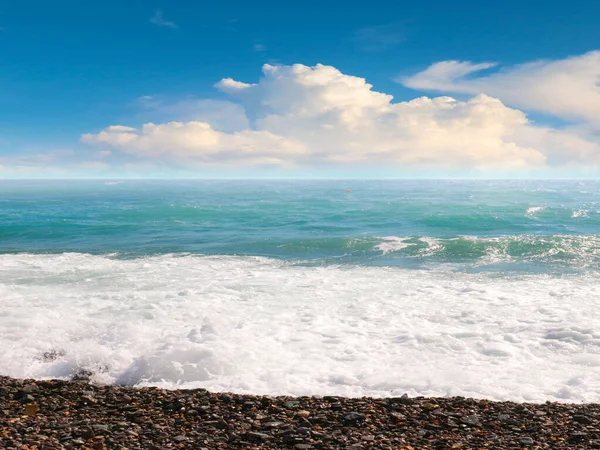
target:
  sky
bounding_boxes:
[1,0,599,178]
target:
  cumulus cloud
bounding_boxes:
[81,62,600,175]
[402,51,600,126]
[215,78,256,93]
[81,121,306,166]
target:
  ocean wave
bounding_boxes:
[2,234,600,270]
[367,235,600,269]
[1,252,600,402]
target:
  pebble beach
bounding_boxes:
[2,376,600,449]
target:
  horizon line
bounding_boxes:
[1,177,600,181]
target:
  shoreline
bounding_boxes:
[1,376,599,449]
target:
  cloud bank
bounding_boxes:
[78,59,600,176]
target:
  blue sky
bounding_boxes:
[1,0,600,177]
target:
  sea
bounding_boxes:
[1,179,600,402]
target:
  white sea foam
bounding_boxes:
[572,209,589,218]
[418,237,443,256]
[374,236,413,254]
[1,253,600,402]
[526,206,545,217]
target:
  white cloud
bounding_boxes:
[402,51,600,126]
[82,121,306,166]
[107,125,137,132]
[149,10,177,28]
[215,78,256,93]
[81,63,600,175]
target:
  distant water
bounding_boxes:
[1,180,600,402]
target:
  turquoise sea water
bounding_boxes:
[2,179,600,401]
[2,179,600,274]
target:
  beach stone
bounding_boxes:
[517,406,534,415]
[391,412,406,422]
[568,432,588,443]
[343,412,365,423]
[298,417,312,427]
[422,402,439,410]
[59,434,73,442]
[447,419,460,428]
[72,369,94,380]
[247,431,272,440]
[573,414,593,424]
[20,394,36,404]
[460,415,481,427]
[23,403,39,415]
[21,384,39,394]
[520,437,534,445]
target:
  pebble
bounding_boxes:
[343,412,365,423]
[460,414,481,426]
[422,402,439,410]
[568,431,588,443]
[263,421,284,428]
[573,414,593,424]
[399,393,411,404]
[247,431,272,440]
